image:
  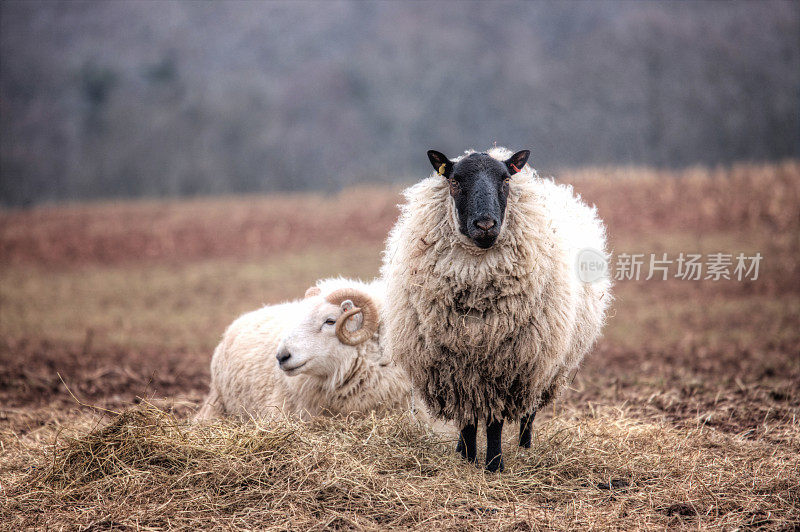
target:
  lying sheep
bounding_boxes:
[195,278,422,421]
[382,146,612,471]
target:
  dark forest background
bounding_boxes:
[1,0,798,206]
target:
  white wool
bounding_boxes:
[381,146,612,425]
[195,277,430,423]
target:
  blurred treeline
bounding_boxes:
[1,0,798,206]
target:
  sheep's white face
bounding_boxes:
[275,298,363,381]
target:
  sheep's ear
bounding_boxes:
[304,286,321,298]
[504,150,530,175]
[340,299,363,331]
[427,150,453,177]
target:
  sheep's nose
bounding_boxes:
[474,217,496,231]
[276,349,291,364]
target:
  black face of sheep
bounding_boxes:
[427,150,530,249]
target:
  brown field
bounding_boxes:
[1,162,799,530]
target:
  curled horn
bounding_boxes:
[325,288,379,346]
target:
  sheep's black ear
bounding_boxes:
[505,150,530,175]
[427,150,453,177]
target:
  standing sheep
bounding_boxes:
[382,146,611,471]
[196,278,422,422]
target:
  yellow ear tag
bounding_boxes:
[438,163,446,176]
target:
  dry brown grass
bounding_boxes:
[0,186,402,266]
[2,161,798,269]
[568,160,800,235]
[2,406,797,530]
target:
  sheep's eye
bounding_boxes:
[324,318,337,326]
[448,177,459,194]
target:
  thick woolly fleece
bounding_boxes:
[196,278,422,422]
[381,147,612,426]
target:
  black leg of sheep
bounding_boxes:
[485,417,505,473]
[519,410,537,448]
[455,422,478,465]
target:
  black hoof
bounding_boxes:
[455,440,478,465]
[519,412,535,449]
[457,423,478,464]
[485,455,504,473]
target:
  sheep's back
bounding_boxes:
[210,302,302,417]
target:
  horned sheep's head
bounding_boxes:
[275,286,379,380]
[427,149,530,249]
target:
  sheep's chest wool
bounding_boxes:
[382,148,611,426]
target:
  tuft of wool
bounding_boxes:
[381,147,612,426]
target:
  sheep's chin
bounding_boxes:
[470,234,498,249]
[280,362,307,376]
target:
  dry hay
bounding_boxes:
[2,406,798,530]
